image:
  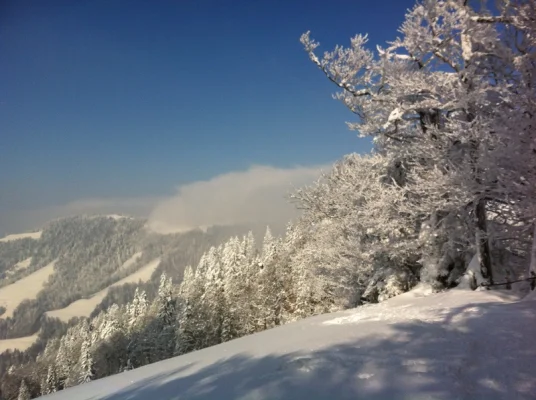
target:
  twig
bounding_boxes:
[480,275,536,287]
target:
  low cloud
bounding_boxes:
[147,164,326,234]
[0,164,327,237]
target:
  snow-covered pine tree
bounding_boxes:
[200,246,228,345]
[176,265,204,354]
[242,231,257,261]
[237,233,262,335]
[261,226,275,264]
[127,288,148,332]
[62,322,88,388]
[17,379,30,400]
[125,291,151,369]
[156,273,175,326]
[54,337,69,386]
[43,365,58,395]
[78,336,95,384]
[257,227,288,328]
[152,273,178,360]
[175,265,193,355]
[92,303,129,376]
[220,237,244,340]
[99,303,121,341]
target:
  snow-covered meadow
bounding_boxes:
[41,286,536,400]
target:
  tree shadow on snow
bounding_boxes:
[94,299,535,400]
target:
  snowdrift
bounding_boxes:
[40,287,536,399]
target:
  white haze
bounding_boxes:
[148,164,326,234]
[0,164,327,236]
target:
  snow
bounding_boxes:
[0,231,42,242]
[524,289,536,302]
[457,254,486,289]
[39,287,536,400]
[0,335,38,354]
[383,107,404,129]
[45,258,161,321]
[0,260,56,319]
[5,257,33,276]
[117,252,143,272]
[105,214,131,220]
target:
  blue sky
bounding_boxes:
[0,0,415,234]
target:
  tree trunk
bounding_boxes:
[475,198,493,284]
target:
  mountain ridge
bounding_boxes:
[0,215,261,342]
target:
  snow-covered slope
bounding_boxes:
[0,334,38,353]
[41,287,536,400]
[0,260,56,318]
[45,258,160,321]
[0,230,42,242]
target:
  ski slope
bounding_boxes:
[41,286,536,400]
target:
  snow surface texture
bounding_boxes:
[40,286,536,400]
[0,334,38,353]
[0,260,56,319]
[0,231,42,242]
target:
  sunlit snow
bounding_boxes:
[40,286,536,400]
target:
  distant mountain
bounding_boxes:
[0,215,258,340]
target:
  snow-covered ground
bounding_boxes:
[5,257,33,277]
[41,286,536,400]
[116,252,143,272]
[0,260,56,319]
[0,334,38,353]
[0,230,42,242]
[45,258,160,322]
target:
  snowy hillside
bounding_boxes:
[0,216,255,344]
[40,287,536,400]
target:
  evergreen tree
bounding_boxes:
[176,266,199,355]
[153,273,177,360]
[78,337,95,384]
[43,365,58,394]
[221,237,245,339]
[127,288,148,331]
[17,379,30,400]
[261,226,276,264]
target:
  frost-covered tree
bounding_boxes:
[199,247,228,345]
[175,266,195,355]
[151,273,177,360]
[98,304,122,341]
[127,288,148,332]
[42,365,58,395]
[176,262,207,354]
[78,335,95,384]
[17,379,30,400]
[91,304,129,376]
[301,0,536,287]
[290,154,418,304]
[236,233,262,335]
[220,237,245,339]
[257,227,293,327]
[261,226,276,264]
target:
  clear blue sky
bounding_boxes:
[0,0,415,231]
